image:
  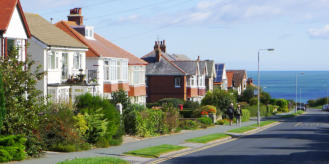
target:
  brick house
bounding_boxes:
[226,70,247,95]
[56,8,148,105]
[142,41,207,103]
[0,0,31,61]
[214,63,228,90]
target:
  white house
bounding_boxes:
[0,0,30,61]
[25,13,99,102]
[56,8,148,105]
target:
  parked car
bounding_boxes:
[322,104,329,111]
[297,103,307,111]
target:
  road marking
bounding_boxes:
[295,122,302,127]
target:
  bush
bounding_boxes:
[239,86,255,102]
[308,97,328,107]
[201,89,236,116]
[238,102,249,108]
[215,120,225,125]
[110,89,131,110]
[201,105,217,114]
[249,97,258,106]
[245,105,273,117]
[41,103,87,152]
[183,101,200,109]
[261,92,271,105]
[179,110,193,118]
[241,109,250,122]
[123,104,146,135]
[179,120,199,130]
[135,109,164,137]
[197,117,212,127]
[75,94,122,146]
[0,135,27,162]
[157,98,184,107]
[276,99,289,112]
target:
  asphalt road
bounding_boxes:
[160,109,329,164]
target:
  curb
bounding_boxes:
[147,121,280,164]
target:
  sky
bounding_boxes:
[20,0,329,71]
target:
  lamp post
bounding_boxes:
[295,72,304,113]
[300,88,302,109]
[257,49,275,127]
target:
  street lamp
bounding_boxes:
[257,48,275,127]
[295,72,304,113]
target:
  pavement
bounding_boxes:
[159,109,329,164]
[13,110,301,164]
[15,117,258,164]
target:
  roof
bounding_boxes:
[170,54,191,61]
[214,64,225,83]
[227,70,247,87]
[0,0,31,37]
[142,50,192,62]
[25,13,87,49]
[205,60,215,77]
[173,61,199,75]
[55,21,147,65]
[145,56,186,76]
[142,49,206,76]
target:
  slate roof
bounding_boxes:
[227,70,247,87]
[55,21,147,65]
[214,64,225,83]
[173,61,199,75]
[204,60,215,78]
[145,56,186,76]
[25,13,87,49]
[0,0,30,37]
[170,54,191,61]
[142,50,205,76]
[142,50,192,62]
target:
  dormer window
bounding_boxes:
[85,26,94,39]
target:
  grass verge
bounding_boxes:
[227,120,277,133]
[57,157,129,164]
[280,110,305,118]
[185,133,230,143]
[124,144,187,158]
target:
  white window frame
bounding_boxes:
[175,77,181,88]
[73,52,82,70]
[47,51,59,70]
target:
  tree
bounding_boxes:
[0,73,5,133]
[0,46,46,156]
[260,91,271,105]
[239,86,255,102]
[110,89,131,110]
[201,89,236,115]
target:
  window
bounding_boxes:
[104,61,110,81]
[73,53,81,69]
[110,60,116,81]
[117,60,121,80]
[175,77,181,88]
[47,51,58,70]
[131,66,145,85]
[85,26,94,39]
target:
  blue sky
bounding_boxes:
[21,0,329,71]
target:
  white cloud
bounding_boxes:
[308,25,329,39]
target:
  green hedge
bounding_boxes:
[179,120,199,130]
[197,117,212,127]
[179,110,193,118]
[0,135,27,163]
[241,109,250,122]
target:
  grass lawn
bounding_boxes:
[57,157,129,164]
[227,120,277,133]
[185,133,230,143]
[312,105,323,109]
[280,110,304,118]
[124,144,187,158]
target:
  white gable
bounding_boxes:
[3,6,27,39]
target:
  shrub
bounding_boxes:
[157,98,184,107]
[183,101,200,110]
[135,109,164,137]
[260,92,271,105]
[179,120,199,130]
[241,109,250,122]
[197,117,212,127]
[123,104,146,135]
[308,97,328,107]
[179,110,193,118]
[110,89,131,110]
[201,105,217,114]
[239,86,255,102]
[0,73,5,134]
[249,97,258,106]
[215,120,225,125]
[0,135,27,162]
[75,94,122,146]
[41,103,87,152]
[276,99,289,112]
[201,89,236,116]
[239,102,249,109]
[162,104,179,133]
[245,105,273,117]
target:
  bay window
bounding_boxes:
[73,53,82,69]
[47,51,59,70]
[104,58,128,82]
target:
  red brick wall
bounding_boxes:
[129,85,146,97]
[147,76,186,103]
[198,88,206,96]
[104,82,129,93]
[187,88,198,98]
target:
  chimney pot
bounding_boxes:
[160,40,166,53]
[68,8,83,25]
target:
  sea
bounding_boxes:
[247,71,329,103]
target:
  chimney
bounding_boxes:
[197,56,200,61]
[154,41,161,62]
[160,40,166,53]
[68,8,83,25]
